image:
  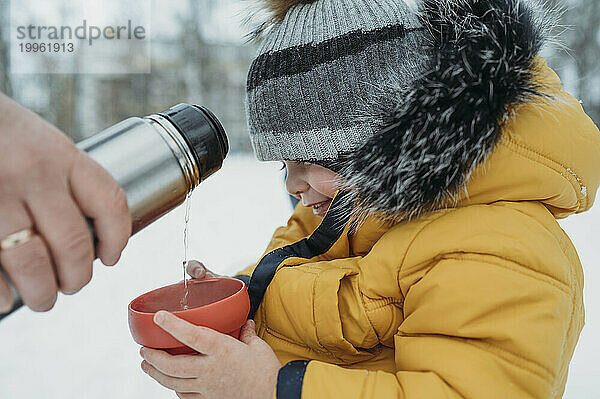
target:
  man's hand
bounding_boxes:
[140,311,282,399]
[0,93,131,313]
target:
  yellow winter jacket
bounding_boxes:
[236,56,600,399]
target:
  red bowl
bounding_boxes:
[128,278,250,354]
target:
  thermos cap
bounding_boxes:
[158,103,229,181]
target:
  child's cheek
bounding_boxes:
[314,176,343,198]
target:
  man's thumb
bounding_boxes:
[239,319,258,344]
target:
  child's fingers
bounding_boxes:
[141,361,199,393]
[186,260,220,280]
[186,260,207,279]
[140,347,200,378]
[177,392,205,399]
[153,311,237,354]
[238,319,259,345]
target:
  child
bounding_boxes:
[139,0,600,398]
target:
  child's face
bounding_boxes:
[284,161,343,217]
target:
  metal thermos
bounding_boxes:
[0,103,229,320]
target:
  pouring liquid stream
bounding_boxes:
[180,191,193,310]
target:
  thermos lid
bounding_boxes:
[158,103,229,181]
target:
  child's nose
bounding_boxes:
[285,176,310,198]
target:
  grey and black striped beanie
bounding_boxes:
[246,0,551,224]
[246,0,428,167]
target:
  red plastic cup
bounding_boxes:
[128,277,250,354]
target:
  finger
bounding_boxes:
[154,311,238,354]
[0,200,58,311]
[0,273,13,312]
[141,361,199,393]
[140,347,203,378]
[186,260,206,279]
[186,261,213,279]
[239,319,259,345]
[69,150,131,266]
[25,187,94,294]
[177,392,204,399]
[186,261,219,280]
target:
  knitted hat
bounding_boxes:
[246,0,427,165]
[246,0,553,222]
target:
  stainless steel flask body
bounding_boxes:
[81,116,197,234]
[0,103,228,320]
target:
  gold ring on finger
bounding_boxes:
[0,228,36,251]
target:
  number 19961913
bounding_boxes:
[19,42,74,53]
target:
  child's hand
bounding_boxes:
[139,311,282,399]
[185,260,221,280]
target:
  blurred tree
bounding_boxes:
[544,0,600,123]
[0,0,13,96]
[566,0,600,122]
[179,0,208,103]
[49,75,76,137]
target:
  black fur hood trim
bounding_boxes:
[326,0,555,225]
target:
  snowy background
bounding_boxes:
[0,153,599,398]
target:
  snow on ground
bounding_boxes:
[0,153,598,398]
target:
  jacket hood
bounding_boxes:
[308,0,600,224]
[453,56,600,219]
